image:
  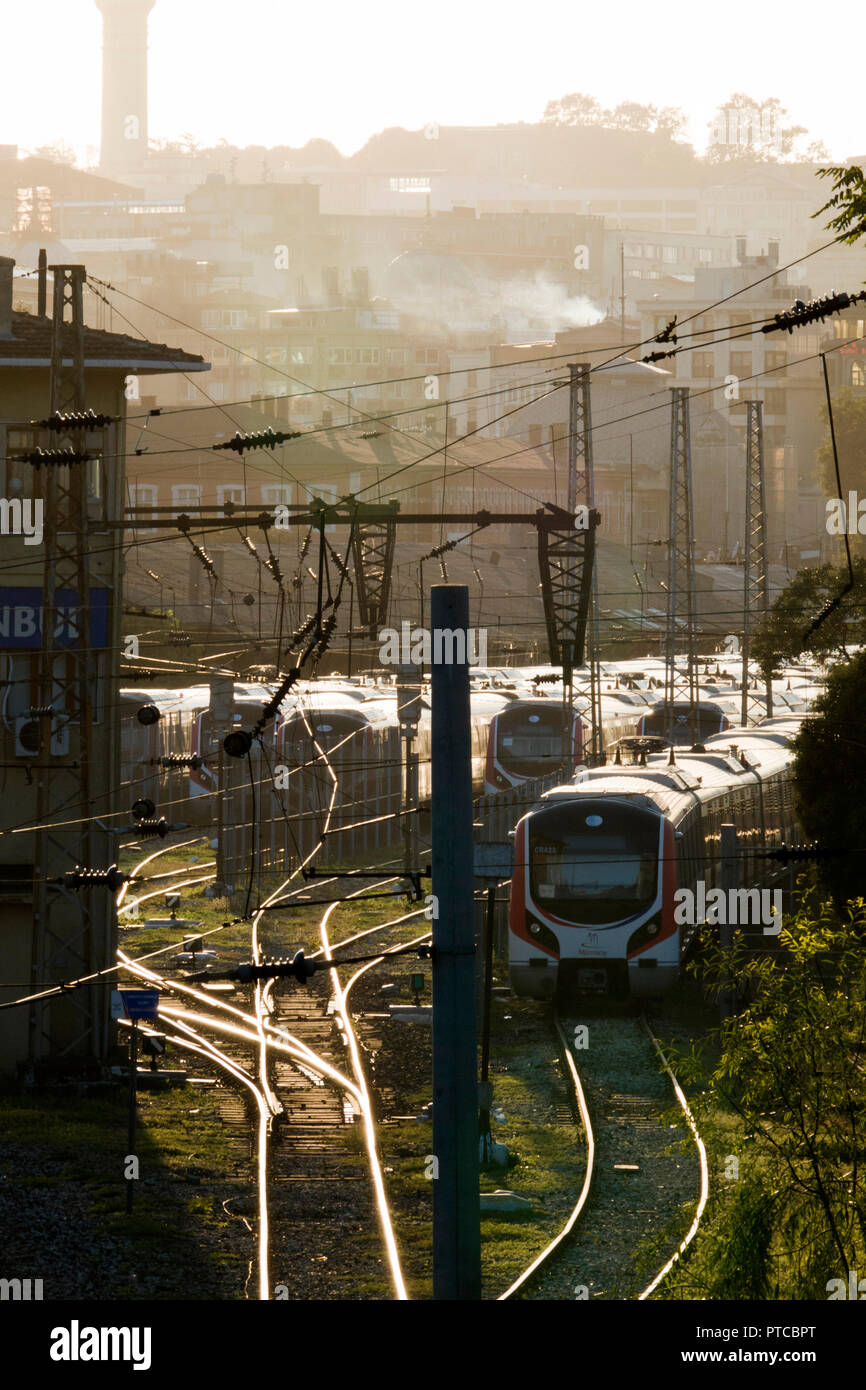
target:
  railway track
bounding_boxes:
[501,1009,707,1301]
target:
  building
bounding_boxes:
[0,253,207,1076]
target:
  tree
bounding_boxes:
[541,93,686,138]
[815,388,866,499]
[542,92,604,126]
[669,893,866,1296]
[751,558,866,671]
[32,141,77,166]
[793,651,866,905]
[705,94,811,164]
[814,164,866,244]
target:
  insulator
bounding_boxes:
[28,705,55,719]
[27,447,90,467]
[213,428,302,454]
[133,818,169,839]
[62,863,129,891]
[152,754,202,769]
[32,409,116,431]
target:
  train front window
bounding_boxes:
[497,707,563,775]
[529,803,660,925]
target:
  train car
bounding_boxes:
[119,686,211,822]
[635,700,730,744]
[484,689,658,792]
[509,718,800,1000]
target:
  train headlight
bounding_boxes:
[529,922,541,936]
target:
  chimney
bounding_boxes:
[94,0,156,173]
[0,257,14,339]
[736,236,747,265]
[767,238,780,268]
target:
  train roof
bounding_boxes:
[530,729,794,823]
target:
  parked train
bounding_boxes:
[509,717,801,1000]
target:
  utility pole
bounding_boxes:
[628,434,634,565]
[664,387,698,744]
[562,363,602,769]
[397,662,422,882]
[741,401,771,725]
[30,266,115,1073]
[620,243,626,336]
[431,585,481,1301]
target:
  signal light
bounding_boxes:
[224,729,253,758]
[131,798,156,821]
[136,705,160,726]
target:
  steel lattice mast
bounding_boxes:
[664,387,698,742]
[548,363,602,767]
[741,400,772,724]
[30,267,113,1071]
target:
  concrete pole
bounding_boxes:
[431,585,481,1300]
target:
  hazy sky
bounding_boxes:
[1,0,860,164]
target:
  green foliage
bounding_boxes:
[814,165,866,245]
[815,387,866,498]
[700,1174,776,1300]
[677,893,866,1294]
[793,651,866,903]
[751,558,866,670]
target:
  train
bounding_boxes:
[508,717,802,1001]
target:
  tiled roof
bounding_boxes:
[0,310,209,372]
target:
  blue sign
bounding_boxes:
[0,587,109,649]
[111,988,160,1021]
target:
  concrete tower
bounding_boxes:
[94,0,156,173]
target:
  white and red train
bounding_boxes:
[508,717,801,1000]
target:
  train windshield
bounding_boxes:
[496,704,564,776]
[529,800,660,925]
[640,704,726,744]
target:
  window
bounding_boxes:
[662,246,678,263]
[529,424,543,446]
[765,350,787,376]
[729,352,752,377]
[359,347,381,364]
[202,308,243,330]
[852,361,866,387]
[764,390,787,416]
[389,176,431,193]
[216,485,246,508]
[692,352,715,379]
[415,348,438,365]
[328,347,353,364]
[289,346,314,364]
[386,348,407,366]
[172,484,202,507]
[261,484,293,507]
[698,248,713,264]
[128,483,158,532]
